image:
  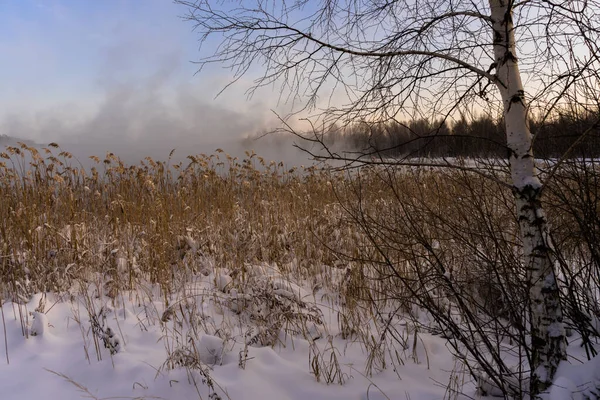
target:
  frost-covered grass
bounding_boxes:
[1,143,599,399]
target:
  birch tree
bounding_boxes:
[176,0,600,395]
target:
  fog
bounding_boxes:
[0,78,321,170]
[0,1,322,171]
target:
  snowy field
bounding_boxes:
[1,267,599,400]
[1,146,599,399]
[0,267,468,400]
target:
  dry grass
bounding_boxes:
[1,142,599,397]
[0,143,353,301]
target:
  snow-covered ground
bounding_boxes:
[0,264,470,400]
[0,265,598,400]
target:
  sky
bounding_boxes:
[0,0,300,164]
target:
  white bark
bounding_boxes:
[489,0,566,396]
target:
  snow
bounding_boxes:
[198,334,225,365]
[548,377,578,400]
[29,311,49,337]
[0,275,476,400]
[536,365,549,388]
[550,349,600,400]
[1,268,598,400]
[215,274,233,293]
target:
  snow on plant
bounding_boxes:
[89,307,121,356]
[2,144,600,398]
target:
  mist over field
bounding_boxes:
[0,0,319,169]
[0,81,319,169]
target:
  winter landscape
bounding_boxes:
[2,1,600,399]
[1,145,599,400]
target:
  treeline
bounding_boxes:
[324,111,600,159]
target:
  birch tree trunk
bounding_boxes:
[489,0,566,396]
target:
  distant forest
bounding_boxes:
[323,111,600,159]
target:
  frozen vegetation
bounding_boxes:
[1,144,599,399]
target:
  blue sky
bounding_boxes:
[0,0,294,162]
[1,1,193,104]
